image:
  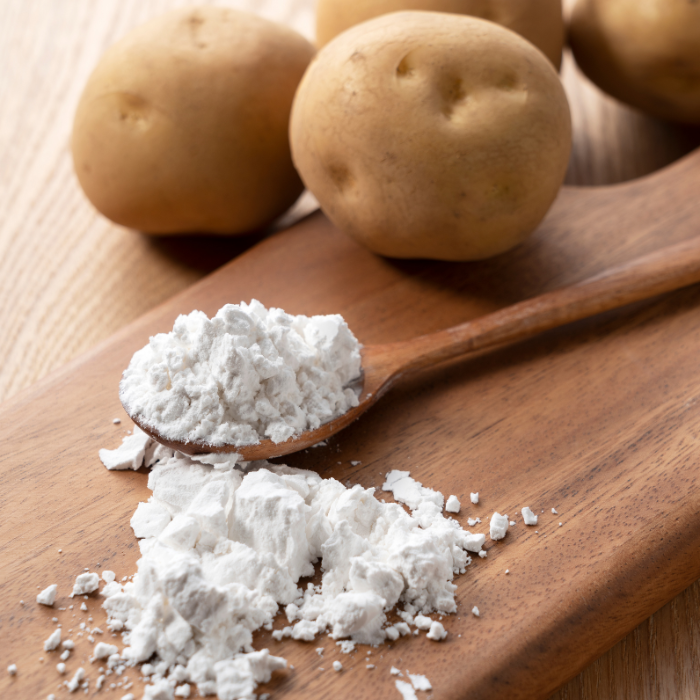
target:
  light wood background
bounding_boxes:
[2,1,700,697]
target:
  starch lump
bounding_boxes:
[93,642,119,660]
[71,572,100,596]
[489,512,509,541]
[44,628,61,651]
[99,429,150,471]
[37,584,58,606]
[522,506,538,525]
[445,495,461,513]
[119,300,362,447]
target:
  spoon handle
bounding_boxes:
[376,235,700,378]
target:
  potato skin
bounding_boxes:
[569,0,700,124]
[72,7,315,234]
[316,0,564,68]
[290,12,571,261]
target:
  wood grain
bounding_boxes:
[3,0,700,698]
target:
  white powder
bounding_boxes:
[395,679,418,700]
[445,495,460,513]
[100,430,150,471]
[66,667,84,692]
[44,628,61,651]
[470,492,479,504]
[489,512,509,540]
[408,673,432,690]
[426,621,447,641]
[472,605,480,617]
[522,507,538,526]
[94,432,487,698]
[332,660,342,672]
[94,642,119,659]
[37,584,58,606]
[413,615,433,630]
[119,300,362,447]
[71,572,99,596]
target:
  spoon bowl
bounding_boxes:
[129,234,700,460]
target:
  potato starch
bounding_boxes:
[98,429,487,698]
[120,300,362,447]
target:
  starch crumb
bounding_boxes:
[333,661,342,672]
[44,628,61,651]
[395,680,418,700]
[37,584,58,607]
[413,615,433,630]
[470,492,479,504]
[489,512,509,540]
[552,507,558,514]
[521,507,538,526]
[7,664,17,676]
[66,667,85,692]
[445,495,461,513]
[98,428,150,471]
[71,572,99,597]
[472,606,480,617]
[409,673,432,691]
[426,621,447,641]
[93,642,119,660]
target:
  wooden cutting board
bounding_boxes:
[2,148,700,700]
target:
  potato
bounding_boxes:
[569,0,700,124]
[72,7,315,234]
[316,0,564,68]
[290,12,571,261]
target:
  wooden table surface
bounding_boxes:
[2,1,700,698]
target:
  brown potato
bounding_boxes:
[72,7,315,234]
[569,0,700,124]
[316,0,564,68]
[290,11,572,261]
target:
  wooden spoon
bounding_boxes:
[130,234,700,460]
